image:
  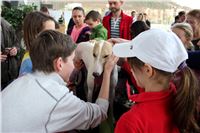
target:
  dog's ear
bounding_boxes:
[89,39,97,45]
[104,41,113,46]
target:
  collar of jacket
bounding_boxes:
[91,23,103,32]
[129,82,176,103]
[33,71,67,86]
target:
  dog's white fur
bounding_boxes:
[75,40,118,102]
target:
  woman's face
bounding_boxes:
[172,28,190,48]
[186,15,200,36]
[137,14,143,21]
[72,10,85,26]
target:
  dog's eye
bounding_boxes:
[93,53,96,58]
[103,55,108,58]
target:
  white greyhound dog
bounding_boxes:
[74,40,118,103]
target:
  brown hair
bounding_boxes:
[29,30,76,73]
[85,10,101,21]
[127,57,200,133]
[187,9,200,21]
[172,23,193,40]
[40,6,49,14]
[130,21,150,39]
[72,7,85,16]
[173,67,200,133]
[23,11,56,51]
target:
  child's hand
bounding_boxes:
[104,54,119,73]
[107,38,129,46]
[86,31,91,35]
[197,40,200,47]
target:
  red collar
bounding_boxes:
[129,83,176,103]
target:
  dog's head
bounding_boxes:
[92,40,113,77]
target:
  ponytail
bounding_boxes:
[173,66,200,133]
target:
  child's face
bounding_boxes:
[72,10,85,26]
[85,19,99,29]
[131,68,145,88]
[131,64,154,89]
[59,51,75,83]
[172,28,190,48]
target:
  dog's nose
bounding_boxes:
[93,72,100,77]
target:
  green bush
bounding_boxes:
[1,3,37,30]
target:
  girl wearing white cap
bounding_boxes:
[113,29,200,133]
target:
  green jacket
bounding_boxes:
[90,23,107,40]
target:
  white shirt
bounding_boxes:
[2,71,108,133]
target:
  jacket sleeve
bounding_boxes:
[186,51,200,69]
[46,91,109,132]
[95,30,108,40]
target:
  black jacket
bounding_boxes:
[1,18,20,84]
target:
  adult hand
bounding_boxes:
[107,38,129,46]
[0,52,8,62]
[197,40,200,47]
[9,47,18,56]
[104,54,119,74]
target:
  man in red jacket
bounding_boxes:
[103,0,133,40]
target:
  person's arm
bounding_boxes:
[98,55,118,100]
[19,57,33,76]
[186,51,200,69]
[107,38,129,45]
[94,29,108,40]
[9,25,20,57]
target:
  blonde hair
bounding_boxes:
[187,9,200,21]
[172,23,194,49]
[172,23,193,39]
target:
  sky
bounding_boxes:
[174,0,200,9]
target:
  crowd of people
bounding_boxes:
[1,0,200,133]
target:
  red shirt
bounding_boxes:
[115,83,180,133]
[103,11,132,40]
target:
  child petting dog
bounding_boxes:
[113,29,200,133]
[2,30,118,132]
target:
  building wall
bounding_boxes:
[40,0,190,25]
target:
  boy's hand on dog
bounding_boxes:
[107,38,129,46]
[104,54,119,73]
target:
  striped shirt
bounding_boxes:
[110,17,121,38]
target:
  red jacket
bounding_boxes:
[115,83,180,133]
[103,11,133,40]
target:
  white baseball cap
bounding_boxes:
[113,29,188,73]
